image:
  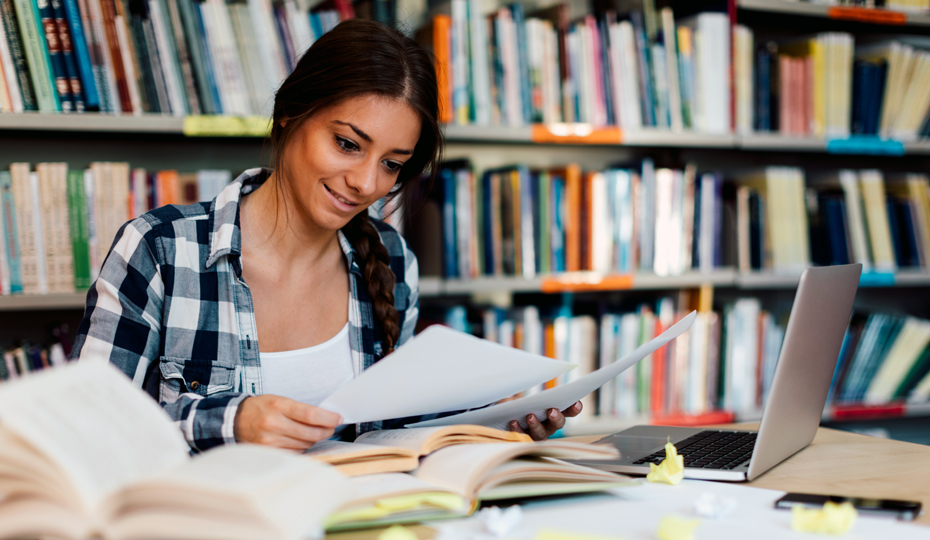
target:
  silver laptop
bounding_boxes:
[571,264,862,482]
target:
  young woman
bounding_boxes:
[71,19,580,452]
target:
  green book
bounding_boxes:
[67,169,91,289]
[893,346,930,400]
[12,0,58,111]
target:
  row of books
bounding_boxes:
[0,162,230,295]
[832,312,930,405]
[439,298,930,420]
[427,3,732,133]
[0,341,69,380]
[426,1,930,140]
[0,0,357,115]
[411,158,930,279]
[751,34,930,140]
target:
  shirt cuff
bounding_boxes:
[186,393,249,452]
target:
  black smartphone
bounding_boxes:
[774,493,923,520]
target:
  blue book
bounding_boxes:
[34,0,74,111]
[598,16,615,126]
[712,173,723,268]
[749,191,763,270]
[508,3,531,124]
[827,322,861,405]
[886,200,905,268]
[491,15,506,123]
[60,0,97,109]
[440,168,457,278]
[482,171,494,275]
[755,46,770,131]
[530,170,541,274]
[851,60,868,134]
[850,316,904,402]
[175,0,216,114]
[824,196,851,265]
[310,12,322,41]
[0,172,23,294]
[895,200,921,268]
[691,175,702,268]
[551,174,565,273]
[630,12,655,127]
[868,61,888,136]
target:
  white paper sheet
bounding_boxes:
[319,325,575,424]
[407,311,696,429]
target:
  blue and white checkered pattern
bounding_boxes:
[71,168,419,451]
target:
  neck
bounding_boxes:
[240,172,341,266]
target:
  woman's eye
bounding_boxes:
[384,161,403,173]
[335,136,359,152]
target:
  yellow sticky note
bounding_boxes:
[535,528,625,540]
[378,525,420,540]
[791,501,857,535]
[646,439,684,485]
[656,516,699,540]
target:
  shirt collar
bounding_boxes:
[205,167,360,275]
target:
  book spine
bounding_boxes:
[80,0,118,112]
[111,0,144,113]
[0,172,23,294]
[163,0,199,114]
[11,0,57,110]
[1,0,37,110]
[67,169,91,289]
[92,0,131,111]
[60,0,96,108]
[36,0,74,110]
[51,0,84,110]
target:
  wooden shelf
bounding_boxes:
[738,0,930,27]
[0,293,88,311]
[3,114,929,156]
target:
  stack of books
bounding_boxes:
[0,163,230,295]
[0,0,357,115]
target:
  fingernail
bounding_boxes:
[528,415,537,425]
[549,409,558,419]
[511,421,519,428]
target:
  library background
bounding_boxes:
[1,0,930,442]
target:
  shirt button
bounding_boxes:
[190,381,201,391]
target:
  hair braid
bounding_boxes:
[346,213,400,354]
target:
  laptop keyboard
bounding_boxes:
[632,431,757,470]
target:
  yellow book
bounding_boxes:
[859,170,897,272]
[811,38,825,137]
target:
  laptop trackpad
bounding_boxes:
[609,436,668,455]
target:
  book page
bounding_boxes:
[408,312,696,429]
[304,440,418,460]
[121,444,353,540]
[319,325,575,424]
[355,425,529,454]
[0,362,189,510]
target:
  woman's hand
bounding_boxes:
[509,401,583,441]
[234,395,343,450]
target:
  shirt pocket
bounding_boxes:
[159,356,236,399]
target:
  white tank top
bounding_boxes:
[258,323,353,406]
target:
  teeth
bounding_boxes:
[327,186,355,205]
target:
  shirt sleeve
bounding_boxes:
[70,218,245,452]
[396,234,419,348]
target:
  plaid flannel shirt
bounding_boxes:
[71,168,419,451]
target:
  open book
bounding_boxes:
[0,361,353,540]
[326,440,634,531]
[305,425,531,476]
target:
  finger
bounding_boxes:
[562,401,583,418]
[254,432,317,451]
[283,401,343,428]
[509,420,527,434]
[546,408,566,434]
[525,413,547,441]
[277,416,337,444]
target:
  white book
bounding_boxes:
[0,361,352,540]
[590,172,610,273]
[229,4,270,117]
[113,15,143,115]
[698,173,716,273]
[839,170,872,271]
[149,0,188,115]
[686,312,708,413]
[653,168,674,277]
[455,168,472,278]
[27,171,48,295]
[618,21,642,130]
[247,0,288,115]
[198,1,232,114]
[598,314,618,416]
[859,169,896,272]
[209,0,253,115]
[661,7,683,132]
[0,17,24,112]
[467,0,491,125]
[614,313,640,417]
[284,0,313,60]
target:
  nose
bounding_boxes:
[345,157,380,198]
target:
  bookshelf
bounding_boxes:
[3,0,930,442]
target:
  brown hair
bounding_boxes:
[270,19,442,354]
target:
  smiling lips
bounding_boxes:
[324,184,360,211]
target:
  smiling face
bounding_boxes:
[277,94,422,232]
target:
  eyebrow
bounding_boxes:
[332,120,414,155]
